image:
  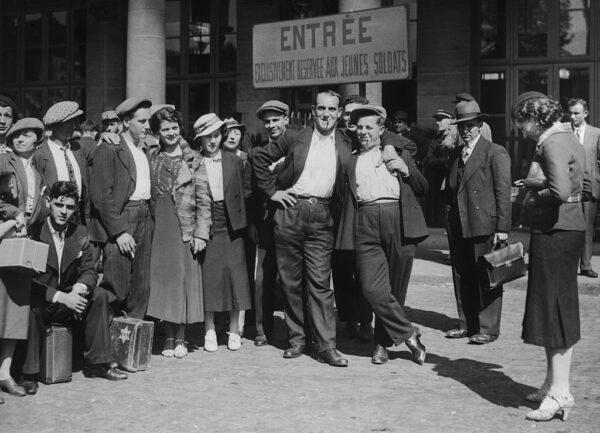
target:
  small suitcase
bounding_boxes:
[110,316,154,372]
[40,325,73,384]
[0,237,49,274]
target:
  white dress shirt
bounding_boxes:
[574,122,586,144]
[19,156,36,215]
[47,139,83,198]
[47,218,66,282]
[123,136,151,201]
[289,129,337,198]
[355,146,400,203]
[203,151,224,202]
[462,134,481,163]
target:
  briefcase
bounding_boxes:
[110,316,154,372]
[478,241,527,290]
[0,237,49,274]
[40,325,73,384]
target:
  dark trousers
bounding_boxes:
[101,201,153,319]
[447,207,503,336]
[332,250,372,325]
[273,201,336,352]
[580,200,597,272]
[354,202,417,347]
[23,286,116,374]
[251,218,278,337]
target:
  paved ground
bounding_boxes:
[2,230,599,433]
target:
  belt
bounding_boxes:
[566,193,582,203]
[213,200,225,205]
[358,198,397,207]
[291,194,329,204]
[125,199,149,207]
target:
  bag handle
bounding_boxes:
[490,239,509,252]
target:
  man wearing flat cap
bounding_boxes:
[34,101,88,224]
[444,100,512,344]
[0,95,18,153]
[101,110,121,134]
[89,97,153,319]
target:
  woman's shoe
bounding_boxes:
[174,340,188,358]
[526,393,574,422]
[405,330,426,365]
[227,332,242,351]
[0,377,26,397]
[161,338,175,357]
[525,383,550,403]
[204,330,218,352]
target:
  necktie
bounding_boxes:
[576,128,583,143]
[61,147,76,185]
[461,145,469,163]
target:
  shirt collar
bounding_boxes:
[359,143,382,155]
[464,134,481,149]
[48,138,70,151]
[312,128,335,142]
[47,217,66,240]
[204,150,222,162]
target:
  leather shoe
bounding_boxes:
[371,345,389,364]
[580,269,598,278]
[317,348,348,367]
[445,328,469,339]
[283,345,305,358]
[468,333,498,344]
[254,334,268,346]
[20,375,38,395]
[84,364,128,381]
[0,377,26,396]
[405,332,426,365]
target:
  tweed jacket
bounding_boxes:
[150,141,211,242]
[579,123,600,199]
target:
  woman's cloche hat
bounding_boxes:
[6,117,45,142]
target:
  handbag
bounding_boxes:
[477,241,527,290]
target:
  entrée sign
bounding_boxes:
[253,6,409,88]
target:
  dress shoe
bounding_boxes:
[84,364,128,381]
[317,348,348,367]
[405,332,426,365]
[468,333,498,344]
[283,345,305,358]
[445,328,469,339]
[343,321,358,338]
[371,345,389,364]
[580,269,598,278]
[254,334,268,346]
[20,375,38,395]
[0,377,26,396]
[526,393,574,422]
[357,322,374,342]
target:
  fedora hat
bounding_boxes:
[452,101,488,124]
[194,113,224,139]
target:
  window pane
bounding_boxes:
[2,16,18,46]
[24,13,43,47]
[219,34,236,72]
[518,0,548,57]
[480,72,506,114]
[480,0,506,59]
[518,69,548,94]
[219,0,237,34]
[559,0,590,56]
[24,49,43,82]
[167,38,181,76]
[72,87,86,112]
[188,83,211,134]
[73,44,86,80]
[73,9,86,44]
[558,67,589,109]
[50,11,68,46]
[48,88,69,106]
[23,89,43,118]
[219,81,236,118]
[49,46,68,81]
[189,1,211,74]
[2,49,18,83]
[166,0,181,75]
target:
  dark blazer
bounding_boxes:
[88,134,148,243]
[581,124,600,199]
[0,152,46,225]
[335,147,429,251]
[29,219,98,299]
[32,139,88,196]
[446,136,512,238]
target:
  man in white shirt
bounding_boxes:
[89,97,153,320]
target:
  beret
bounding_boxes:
[43,101,83,126]
[194,113,224,139]
[432,109,454,119]
[452,92,476,104]
[115,97,152,119]
[6,117,45,141]
[256,100,289,119]
[101,110,119,122]
[349,105,387,124]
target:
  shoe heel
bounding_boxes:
[560,407,571,422]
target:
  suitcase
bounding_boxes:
[40,325,73,384]
[0,237,49,274]
[110,316,154,372]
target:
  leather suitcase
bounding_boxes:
[40,325,73,384]
[110,316,154,372]
[0,237,49,274]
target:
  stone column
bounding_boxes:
[126,0,166,104]
[338,0,382,105]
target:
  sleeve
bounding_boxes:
[491,146,512,232]
[76,234,99,290]
[0,155,20,220]
[381,130,417,156]
[252,130,293,198]
[193,162,212,240]
[401,148,429,197]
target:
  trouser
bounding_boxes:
[273,200,336,352]
[580,200,597,272]
[23,286,116,374]
[332,250,372,325]
[253,239,278,337]
[447,208,503,336]
[101,201,153,319]
[354,202,417,347]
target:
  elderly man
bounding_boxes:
[0,95,17,153]
[445,100,512,344]
[336,105,428,365]
[568,97,600,278]
[89,97,153,320]
[452,93,493,142]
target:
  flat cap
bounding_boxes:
[256,100,289,119]
[0,95,17,114]
[350,105,387,124]
[6,117,45,141]
[43,101,83,126]
[101,110,119,122]
[115,97,152,119]
[432,109,454,119]
[150,104,175,116]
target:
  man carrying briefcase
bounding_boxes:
[21,181,126,395]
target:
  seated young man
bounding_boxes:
[20,181,126,394]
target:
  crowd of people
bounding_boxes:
[0,88,595,423]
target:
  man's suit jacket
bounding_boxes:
[0,152,46,224]
[335,147,429,251]
[446,136,512,238]
[581,124,600,199]
[32,139,88,196]
[29,220,98,300]
[88,134,148,243]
